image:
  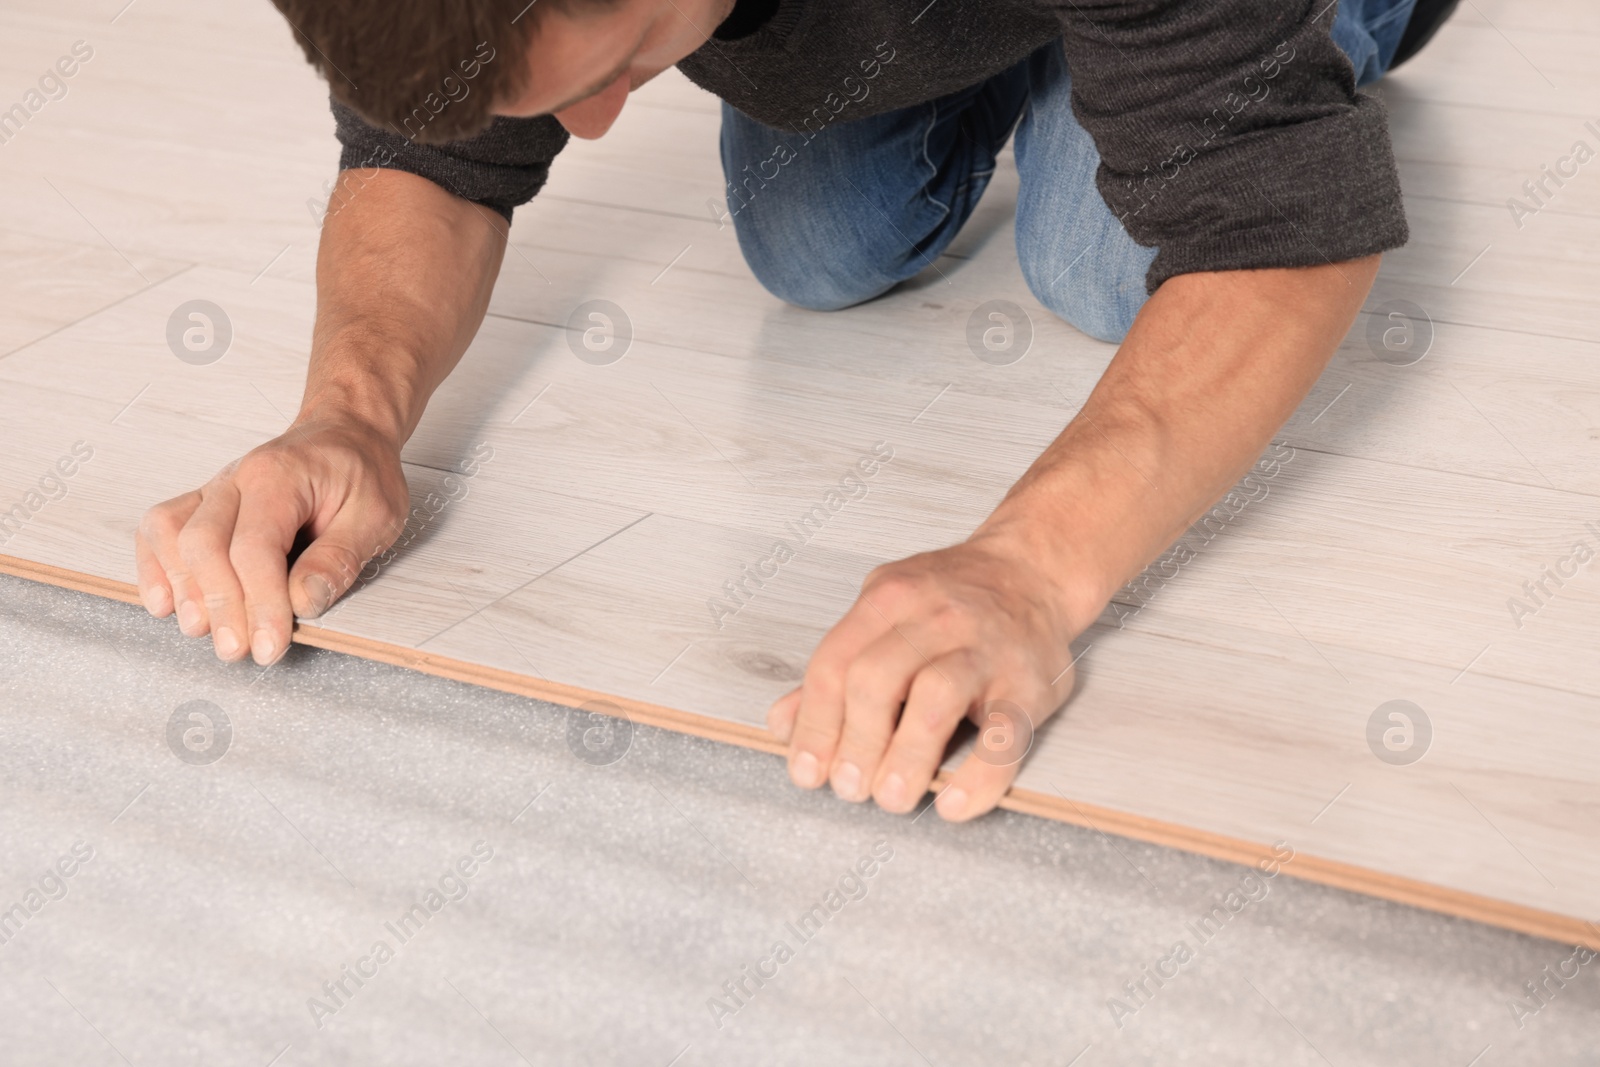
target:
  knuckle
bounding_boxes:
[137,511,168,546]
[917,694,960,732]
[233,448,291,488]
[911,684,969,733]
[801,653,844,698]
[226,533,275,574]
[935,647,979,686]
[174,523,216,565]
[922,605,972,645]
[139,501,185,544]
[950,646,981,673]
[865,571,921,607]
[842,657,889,708]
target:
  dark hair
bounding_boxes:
[270,0,551,144]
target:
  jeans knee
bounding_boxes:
[1018,233,1152,344]
[739,240,897,311]
[730,205,903,312]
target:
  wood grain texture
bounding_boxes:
[1,0,1596,951]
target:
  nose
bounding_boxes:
[554,72,630,139]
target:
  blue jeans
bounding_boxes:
[719,0,1417,343]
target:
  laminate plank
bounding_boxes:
[1288,314,1600,496]
[1020,616,1600,922]
[1389,18,1600,115]
[630,67,722,114]
[302,465,655,654]
[0,0,300,59]
[7,526,1597,947]
[1386,94,1600,221]
[492,205,1600,502]
[1083,442,1600,683]
[0,267,317,422]
[0,164,321,286]
[1368,196,1600,343]
[1458,0,1600,39]
[0,229,188,356]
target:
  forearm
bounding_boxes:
[297,168,509,445]
[976,256,1380,633]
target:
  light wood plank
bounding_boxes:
[0,229,188,356]
[1390,18,1600,116]
[1385,94,1600,221]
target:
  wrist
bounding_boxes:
[969,399,1177,637]
[295,340,423,449]
[969,501,1119,640]
[294,382,409,449]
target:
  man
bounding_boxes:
[135,0,1456,821]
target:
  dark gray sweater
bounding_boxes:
[331,0,1408,292]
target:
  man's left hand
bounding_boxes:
[765,528,1093,822]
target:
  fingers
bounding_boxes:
[779,583,1066,821]
[783,604,891,790]
[133,531,173,617]
[870,651,985,813]
[176,481,249,660]
[139,466,296,664]
[825,629,938,801]
[133,422,410,668]
[230,473,309,666]
[137,491,202,623]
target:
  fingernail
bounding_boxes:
[141,585,170,617]
[214,626,241,659]
[177,600,203,635]
[791,750,821,788]
[937,786,968,820]
[302,574,334,617]
[880,772,907,809]
[832,761,861,800]
[251,628,277,665]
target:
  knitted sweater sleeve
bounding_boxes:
[1047,0,1409,291]
[330,98,570,221]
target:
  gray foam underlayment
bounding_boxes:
[1,572,1595,1067]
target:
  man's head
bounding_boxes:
[272,0,736,143]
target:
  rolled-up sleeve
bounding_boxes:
[1052,0,1409,291]
[331,99,571,220]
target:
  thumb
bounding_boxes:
[288,508,404,619]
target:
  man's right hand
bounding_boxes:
[134,168,511,665]
[135,416,410,665]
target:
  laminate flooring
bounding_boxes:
[1,0,1597,946]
